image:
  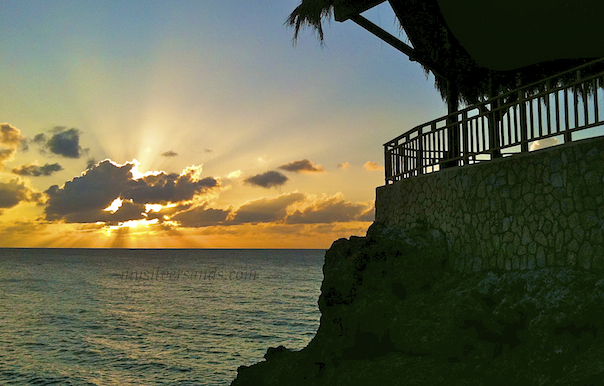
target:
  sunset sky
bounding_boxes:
[0,0,449,248]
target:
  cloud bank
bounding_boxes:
[44,160,218,223]
[0,178,44,210]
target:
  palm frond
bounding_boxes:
[286,0,334,44]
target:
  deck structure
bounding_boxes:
[385,58,604,183]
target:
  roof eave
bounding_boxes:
[333,0,386,22]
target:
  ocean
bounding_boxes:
[0,248,325,385]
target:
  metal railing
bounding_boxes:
[384,57,604,184]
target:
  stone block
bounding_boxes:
[497,254,504,270]
[473,257,482,272]
[592,246,604,269]
[536,247,546,267]
[535,231,548,247]
[578,245,591,270]
[520,255,527,270]
[568,239,580,253]
[556,251,566,266]
[528,255,536,269]
[547,254,555,267]
[512,255,520,270]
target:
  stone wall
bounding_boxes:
[376,136,604,272]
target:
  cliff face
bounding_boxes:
[231,221,604,385]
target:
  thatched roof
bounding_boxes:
[287,0,604,106]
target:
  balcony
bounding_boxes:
[384,57,604,184]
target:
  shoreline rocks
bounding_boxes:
[231,223,604,385]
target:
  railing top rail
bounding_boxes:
[384,56,604,147]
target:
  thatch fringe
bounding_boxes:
[285,0,334,43]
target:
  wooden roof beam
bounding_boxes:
[348,14,448,80]
[333,0,387,22]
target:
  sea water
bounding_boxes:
[0,248,324,385]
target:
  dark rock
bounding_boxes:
[231,223,604,385]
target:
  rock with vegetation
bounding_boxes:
[231,221,604,385]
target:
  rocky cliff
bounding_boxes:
[231,221,604,385]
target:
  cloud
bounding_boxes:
[60,199,148,223]
[0,149,15,170]
[0,178,44,210]
[279,159,325,173]
[530,137,559,151]
[229,192,304,224]
[257,155,271,164]
[286,193,372,224]
[226,170,242,179]
[244,170,288,188]
[48,127,85,158]
[0,123,24,169]
[357,203,375,222]
[32,133,47,145]
[161,150,178,157]
[86,158,96,170]
[44,159,219,223]
[171,204,230,227]
[1,123,23,148]
[363,161,384,171]
[33,127,86,158]
[11,162,63,177]
[337,162,351,169]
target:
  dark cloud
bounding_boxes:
[86,158,96,170]
[32,133,47,145]
[11,162,63,177]
[204,149,213,153]
[44,160,219,223]
[46,127,84,158]
[286,195,372,224]
[279,159,325,173]
[229,192,304,224]
[244,171,288,188]
[161,150,178,157]
[172,205,230,227]
[129,172,217,204]
[20,138,30,151]
[0,179,44,209]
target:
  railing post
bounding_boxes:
[443,81,460,168]
[519,89,529,153]
[489,97,502,158]
[384,143,391,184]
[417,127,424,175]
[462,110,469,165]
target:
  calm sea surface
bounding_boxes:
[0,248,325,385]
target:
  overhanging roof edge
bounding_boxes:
[333,0,387,22]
